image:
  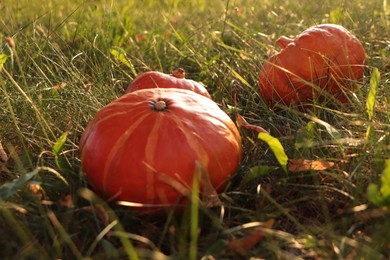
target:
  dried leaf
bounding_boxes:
[84,81,93,92]
[228,219,274,255]
[239,52,250,60]
[236,114,269,134]
[288,159,335,172]
[0,141,8,162]
[59,194,74,208]
[29,183,44,200]
[135,33,146,42]
[52,82,67,91]
[358,206,390,221]
[5,37,15,49]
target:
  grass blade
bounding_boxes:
[366,67,380,139]
[366,67,380,120]
[368,159,390,206]
[0,169,39,200]
[52,131,69,157]
[110,46,137,77]
[189,162,201,260]
[0,54,7,72]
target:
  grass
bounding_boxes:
[0,0,389,258]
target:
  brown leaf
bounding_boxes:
[5,37,15,49]
[236,113,269,134]
[288,159,335,172]
[239,52,250,61]
[52,82,67,91]
[228,219,275,255]
[135,32,147,42]
[358,206,390,221]
[58,194,74,208]
[0,141,8,162]
[84,81,93,92]
[29,183,44,200]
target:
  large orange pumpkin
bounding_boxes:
[79,88,242,210]
[125,68,211,99]
[259,24,366,107]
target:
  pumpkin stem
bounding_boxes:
[171,68,186,79]
[153,100,167,111]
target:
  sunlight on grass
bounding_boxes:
[0,0,389,258]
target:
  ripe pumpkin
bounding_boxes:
[259,24,366,107]
[79,88,242,210]
[125,68,211,99]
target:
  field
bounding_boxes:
[0,0,389,259]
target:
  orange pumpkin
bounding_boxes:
[125,68,211,98]
[259,24,366,107]
[79,88,242,210]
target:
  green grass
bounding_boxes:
[0,0,389,258]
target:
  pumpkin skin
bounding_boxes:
[125,68,212,99]
[259,24,366,107]
[79,88,242,210]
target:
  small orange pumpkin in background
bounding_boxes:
[125,68,211,99]
[259,24,367,107]
[79,88,242,211]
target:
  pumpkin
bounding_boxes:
[259,24,366,107]
[125,68,211,99]
[79,88,242,210]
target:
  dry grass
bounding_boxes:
[0,0,389,258]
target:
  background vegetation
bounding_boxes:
[0,0,389,259]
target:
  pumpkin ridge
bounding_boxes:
[165,96,241,143]
[101,112,151,192]
[168,109,242,190]
[79,105,148,152]
[168,111,210,171]
[143,112,166,201]
[79,111,127,150]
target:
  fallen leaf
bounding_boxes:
[236,114,269,134]
[358,206,390,221]
[5,37,15,49]
[239,52,250,61]
[29,183,44,200]
[53,82,67,91]
[58,194,74,208]
[135,32,147,42]
[84,81,93,92]
[288,159,335,172]
[228,219,275,255]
